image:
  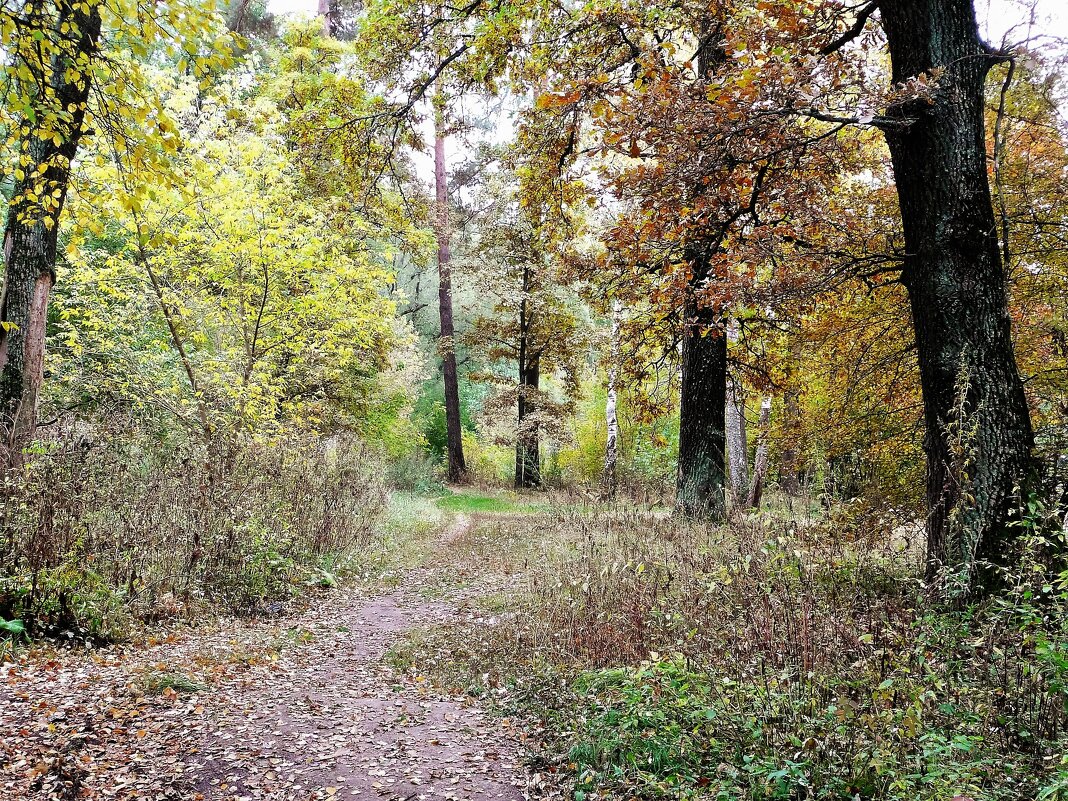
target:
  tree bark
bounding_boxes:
[880,0,1036,590]
[434,99,467,483]
[515,353,541,488]
[603,299,621,499]
[515,265,540,488]
[317,0,332,37]
[747,396,772,509]
[677,279,727,520]
[725,320,749,506]
[0,0,101,456]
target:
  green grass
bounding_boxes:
[434,491,541,514]
[144,670,206,695]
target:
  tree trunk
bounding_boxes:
[675,30,729,521]
[434,99,467,483]
[677,285,727,520]
[779,389,802,497]
[880,0,1036,590]
[515,263,541,489]
[603,299,621,499]
[747,396,772,509]
[725,321,749,506]
[516,353,541,489]
[779,338,803,498]
[0,0,101,457]
[317,0,332,36]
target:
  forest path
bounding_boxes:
[1,507,529,801]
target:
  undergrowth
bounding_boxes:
[389,505,1068,800]
[0,430,393,642]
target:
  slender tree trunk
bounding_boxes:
[881,0,1036,590]
[317,0,331,36]
[677,277,727,520]
[515,355,541,488]
[747,396,772,509]
[434,99,467,483]
[0,0,101,457]
[603,299,621,499]
[725,320,749,506]
[515,267,540,488]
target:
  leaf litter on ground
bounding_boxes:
[1,523,533,801]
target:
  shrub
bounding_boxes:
[0,429,388,638]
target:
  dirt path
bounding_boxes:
[1,517,528,801]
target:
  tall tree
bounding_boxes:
[514,261,542,488]
[0,0,102,453]
[0,0,230,454]
[466,175,586,490]
[433,97,468,483]
[872,0,1036,589]
[677,253,729,518]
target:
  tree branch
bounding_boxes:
[820,1,879,56]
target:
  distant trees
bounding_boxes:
[466,180,587,489]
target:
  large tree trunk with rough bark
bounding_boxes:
[434,103,467,484]
[880,0,1036,590]
[677,280,727,520]
[0,0,101,457]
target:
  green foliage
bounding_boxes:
[55,59,400,438]
[554,372,679,495]
[0,617,26,637]
[0,0,236,255]
[460,429,514,485]
[412,378,481,460]
[551,646,1061,801]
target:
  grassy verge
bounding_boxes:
[435,489,544,515]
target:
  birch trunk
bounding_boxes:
[603,299,621,499]
[725,320,748,506]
